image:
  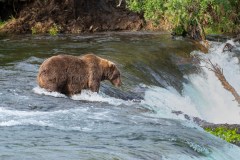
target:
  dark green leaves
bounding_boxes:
[206,127,240,143]
[126,0,240,35]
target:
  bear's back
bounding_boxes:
[39,54,88,74]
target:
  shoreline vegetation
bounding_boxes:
[126,0,240,40]
[1,0,240,147]
[0,15,15,30]
[172,111,240,147]
[0,0,146,34]
[205,127,240,146]
[0,0,239,38]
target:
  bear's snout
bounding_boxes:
[111,77,122,87]
[115,80,122,87]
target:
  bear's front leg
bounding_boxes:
[89,80,100,93]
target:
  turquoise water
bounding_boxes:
[0,32,240,159]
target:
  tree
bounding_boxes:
[126,0,240,40]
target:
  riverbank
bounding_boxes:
[0,0,164,34]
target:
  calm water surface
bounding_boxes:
[0,31,240,159]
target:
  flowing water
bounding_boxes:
[0,32,240,159]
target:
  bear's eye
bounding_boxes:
[112,74,119,80]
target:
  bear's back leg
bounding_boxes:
[37,70,68,93]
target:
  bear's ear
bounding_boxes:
[108,61,115,69]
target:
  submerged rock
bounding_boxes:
[233,34,240,43]
[172,110,240,146]
[222,43,235,52]
[100,84,144,102]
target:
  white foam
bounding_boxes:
[141,39,240,124]
[0,107,103,131]
[143,86,201,119]
[33,86,134,106]
[183,39,240,123]
[0,119,53,127]
[71,89,133,106]
[33,86,68,98]
[0,120,21,126]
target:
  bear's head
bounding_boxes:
[108,61,122,87]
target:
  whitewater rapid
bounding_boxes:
[32,39,240,124]
[2,32,240,159]
[182,40,240,124]
[32,38,240,124]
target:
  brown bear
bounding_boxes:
[37,54,122,95]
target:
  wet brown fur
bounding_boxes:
[37,54,122,95]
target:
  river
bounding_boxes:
[0,31,240,159]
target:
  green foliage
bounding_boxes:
[9,15,15,20]
[48,23,61,36]
[31,27,37,35]
[173,25,185,35]
[0,18,6,28]
[126,0,240,35]
[206,127,240,143]
[153,20,159,26]
[0,15,15,29]
[205,27,222,34]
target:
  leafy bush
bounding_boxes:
[0,17,11,29]
[31,27,37,35]
[0,15,15,31]
[48,23,61,35]
[206,127,240,144]
[126,0,240,35]
[9,15,15,20]
[0,18,4,28]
